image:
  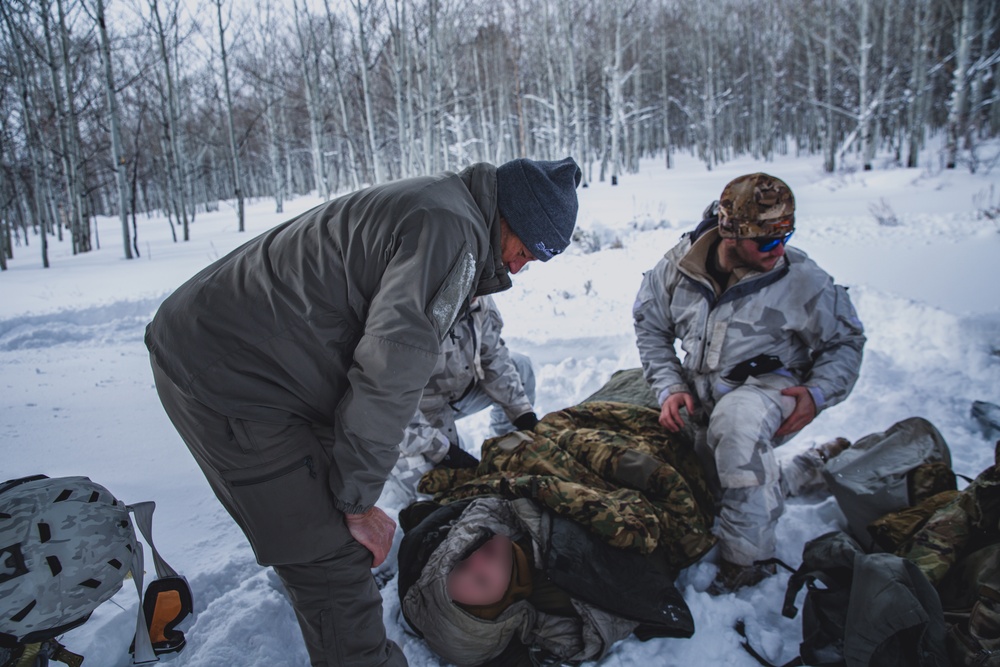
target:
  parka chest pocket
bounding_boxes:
[219,421,350,566]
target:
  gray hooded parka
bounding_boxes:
[145,163,510,514]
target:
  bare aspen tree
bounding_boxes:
[868,0,892,167]
[1,0,999,240]
[292,0,329,199]
[823,0,837,172]
[541,0,563,159]
[946,0,973,169]
[606,0,639,183]
[472,45,492,163]
[321,0,362,191]
[659,1,672,169]
[387,0,413,177]
[39,0,80,253]
[351,0,384,183]
[213,0,244,231]
[559,0,588,181]
[148,0,190,240]
[95,0,133,259]
[56,0,91,251]
[906,0,930,167]
[0,1,49,267]
[694,2,719,170]
[509,0,526,157]
[254,0,285,213]
[855,0,873,170]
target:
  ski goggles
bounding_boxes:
[754,231,794,253]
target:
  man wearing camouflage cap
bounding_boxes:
[633,173,866,592]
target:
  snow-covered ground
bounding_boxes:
[3,145,999,666]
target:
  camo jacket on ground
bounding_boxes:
[399,295,533,463]
[633,226,865,413]
[897,441,1000,585]
[419,401,717,571]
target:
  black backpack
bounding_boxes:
[739,531,949,667]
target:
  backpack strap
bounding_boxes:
[130,502,178,579]
[124,518,157,665]
[735,620,805,667]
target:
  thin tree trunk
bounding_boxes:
[294,0,330,198]
[856,0,872,170]
[56,0,89,251]
[660,0,671,170]
[561,0,588,180]
[946,0,973,169]
[96,0,133,258]
[389,0,412,177]
[150,0,190,240]
[1,2,50,267]
[40,0,79,253]
[215,0,244,231]
[352,0,383,183]
[906,0,928,168]
[823,0,836,172]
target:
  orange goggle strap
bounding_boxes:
[128,502,195,664]
[142,577,193,652]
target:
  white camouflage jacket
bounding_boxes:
[399,295,533,463]
[633,226,865,415]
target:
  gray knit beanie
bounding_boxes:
[496,157,582,261]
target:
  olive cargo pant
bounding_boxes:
[151,356,406,666]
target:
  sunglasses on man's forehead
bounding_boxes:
[754,230,794,252]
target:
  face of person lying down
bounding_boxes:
[446,533,514,606]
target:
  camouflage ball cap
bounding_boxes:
[718,173,795,239]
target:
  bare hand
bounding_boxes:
[659,392,695,432]
[344,506,396,568]
[775,386,817,437]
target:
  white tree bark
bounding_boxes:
[293,0,329,199]
[1,1,49,267]
[95,0,133,259]
[946,0,973,169]
[149,0,190,240]
[352,0,383,183]
[214,0,244,231]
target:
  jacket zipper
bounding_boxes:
[230,455,316,487]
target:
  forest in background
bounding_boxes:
[1,0,998,268]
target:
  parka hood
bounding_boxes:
[401,498,536,665]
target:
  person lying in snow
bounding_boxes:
[394,369,854,666]
[396,399,715,666]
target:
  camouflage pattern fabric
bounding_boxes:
[937,543,1000,666]
[717,173,795,239]
[897,441,1000,585]
[909,461,959,505]
[419,401,716,570]
[0,476,138,645]
[867,490,961,553]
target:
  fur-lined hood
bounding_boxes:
[400,497,635,665]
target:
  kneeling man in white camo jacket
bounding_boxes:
[633,173,866,592]
[382,294,538,507]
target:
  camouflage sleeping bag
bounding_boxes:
[418,399,717,572]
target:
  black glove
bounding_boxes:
[513,412,539,431]
[438,443,479,469]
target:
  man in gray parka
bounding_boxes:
[382,294,538,507]
[633,173,865,592]
[145,157,582,666]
